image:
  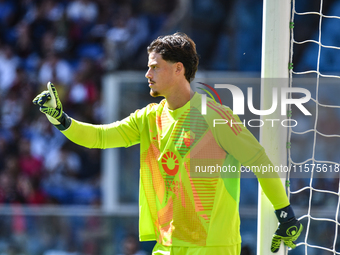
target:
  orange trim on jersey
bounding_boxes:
[190,178,204,212]
[145,143,165,203]
[207,102,240,135]
[225,110,242,133]
[200,214,210,222]
[161,109,172,128]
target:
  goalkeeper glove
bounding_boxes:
[271,205,303,253]
[32,82,71,130]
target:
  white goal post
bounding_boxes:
[258,0,291,255]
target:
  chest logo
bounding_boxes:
[161,152,179,176]
[183,131,195,147]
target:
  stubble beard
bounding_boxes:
[150,89,160,97]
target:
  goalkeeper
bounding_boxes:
[33,32,302,255]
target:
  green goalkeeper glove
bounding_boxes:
[32,82,71,130]
[271,205,303,253]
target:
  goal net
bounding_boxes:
[287,0,340,254]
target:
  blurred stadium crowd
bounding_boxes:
[0,0,263,206]
[0,0,183,206]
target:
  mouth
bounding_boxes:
[148,81,155,87]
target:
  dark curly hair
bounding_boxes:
[147,32,199,82]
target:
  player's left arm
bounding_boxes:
[254,161,303,253]
[210,106,303,253]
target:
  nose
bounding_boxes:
[145,68,152,79]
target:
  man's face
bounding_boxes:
[145,52,177,97]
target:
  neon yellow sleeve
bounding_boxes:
[250,152,290,210]
[61,113,141,149]
[258,177,290,210]
[210,105,289,210]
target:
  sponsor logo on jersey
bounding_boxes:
[161,151,179,176]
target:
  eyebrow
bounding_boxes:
[147,63,157,67]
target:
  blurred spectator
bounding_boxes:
[28,2,54,55]
[241,245,253,255]
[40,141,100,205]
[66,0,98,23]
[0,137,6,170]
[77,148,101,180]
[157,0,190,35]
[78,214,110,254]
[45,142,81,180]
[40,31,59,57]
[140,0,176,39]
[0,44,20,94]
[0,0,15,36]
[29,116,65,163]
[17,174,47,204]
[0,157,24,204]
[1,89,24,129]
[14,21,34,59]
[10,66,35,111]
[117,234,148,255]
[68,57,99,105]
[38,50,73,88]
[42,142,81,204]
[18,139,43,180]
[104,4,148,70]
[66,0,100,52]
[0,0,14,21]
[190,0,230,69]
[40,0,64,22]
[14,20,41,75]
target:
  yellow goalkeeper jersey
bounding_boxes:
[61,92,289,247]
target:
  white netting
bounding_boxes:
[288,0,340,254]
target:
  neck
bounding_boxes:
[165,84,194,110]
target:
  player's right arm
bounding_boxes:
[33,82,140,149]
[60,118,140,149]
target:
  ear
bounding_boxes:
[175,62,184,76]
